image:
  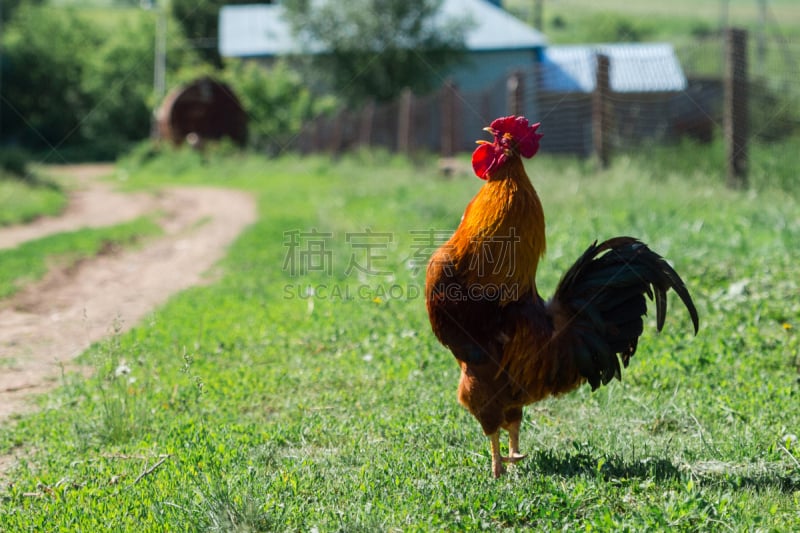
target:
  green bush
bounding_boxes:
[749,77,800,142]
[581,13,655,42]
[0,4,199,161]
[0,5,98,151]
[220,60,338,154]
[77,16,157,157]
[0,146,30,179]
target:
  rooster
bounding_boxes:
[425,116,699,478]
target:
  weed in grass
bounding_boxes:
[176,347,206,411]
[69,318,155,448]
[188,453,288,532]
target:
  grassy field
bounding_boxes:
[507,0,800,39]
[0,145,797,530]
[0,177,66,227]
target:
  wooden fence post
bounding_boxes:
[311,117,325,153]
[329,110,344,155]
[507,71,524,117]
[724,27,748,188]
[592,54,611,169]
[440,80,457,158]
[397,88,413,155]
[359,101,375,148]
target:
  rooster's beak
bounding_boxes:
[483,127,497,135]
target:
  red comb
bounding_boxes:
[489,116,542,159]
[472,116,542,179]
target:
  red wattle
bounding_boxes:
[472,143,496,180]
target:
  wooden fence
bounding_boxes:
[294,76,511,157]
[295,74,722,163]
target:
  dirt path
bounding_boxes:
[0,166,257,423]
[0,165,156,250]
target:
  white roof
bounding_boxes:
[441,0,547,51]
[219,4,299,57]
[219,1,546,58]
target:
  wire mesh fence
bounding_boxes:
[297,28,799,184]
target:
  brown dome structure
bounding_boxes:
[157,77,247,147]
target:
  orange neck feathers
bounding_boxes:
[449,156,546,302]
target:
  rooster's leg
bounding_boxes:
[502,414,527,464]
[490,432,505,478]
[505,419,527,462]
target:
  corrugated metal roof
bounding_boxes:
[541,43,687,93]
[219,0,546,58]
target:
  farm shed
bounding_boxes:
[156,77,247,147]
[535,43,688,156]
[218,0,547,94]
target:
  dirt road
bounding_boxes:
[0,165,257,421]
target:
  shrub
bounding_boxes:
[582,13,654,43]
[0,147,30,179]
[0,4,199,161]
[0,6,98,151]
[220,60,338,154]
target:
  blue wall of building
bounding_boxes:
[448,49,541,93]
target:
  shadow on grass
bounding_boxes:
[527,448,800,493]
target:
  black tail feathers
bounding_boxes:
[551,237,699,390]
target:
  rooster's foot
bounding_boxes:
[501,452,527,464]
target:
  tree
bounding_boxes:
[170,0,257,67]
[79,16,159,157]
[283,0,470,105]
[1,4,200,159]
[220,60,337,154]
[1,5,99,152]
[0,0,44,20]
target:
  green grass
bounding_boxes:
[0,177,66,227]
[0,217,162,299]
[0,147,799,530]
[624,135,800,192]
[506,0,800,39]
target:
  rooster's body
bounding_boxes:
[425,116,698,477]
